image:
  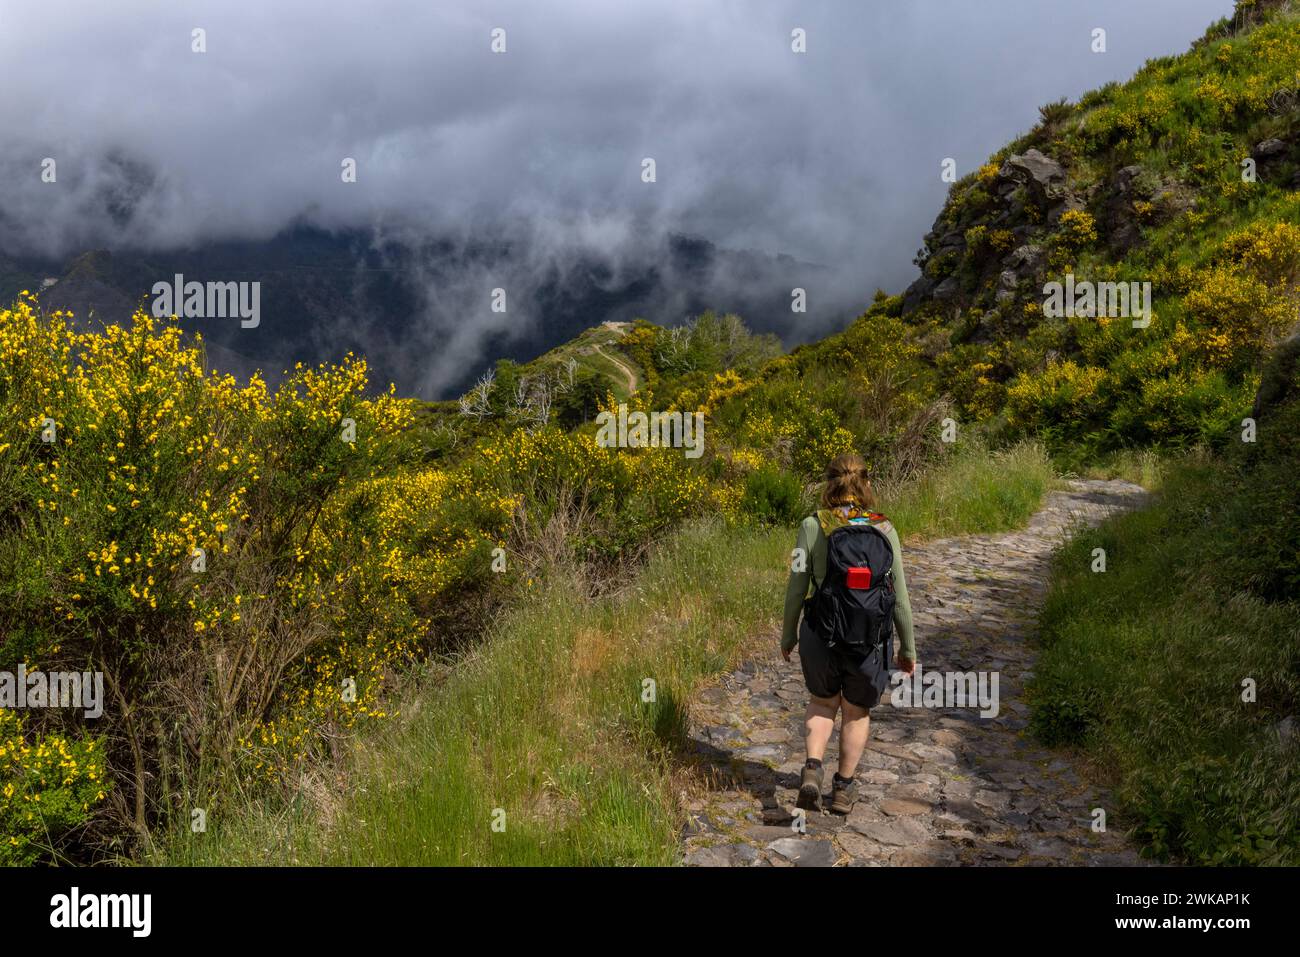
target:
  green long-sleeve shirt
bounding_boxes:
[781,509,916,660]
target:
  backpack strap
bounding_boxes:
[807,515,826,596]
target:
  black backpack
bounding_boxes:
[804,517,897,654]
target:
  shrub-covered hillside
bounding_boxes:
[903,0,1300,451]
[2,0,1298,865]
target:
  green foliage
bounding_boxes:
[878,441,1055,538]
[739,465,806,527]
[0,708,108,865]
[1031,396,1300,864]
[0,302,422,855]
[553,368,605,428]
[1038,97,1073,127]
[13,0,1300,868]
[158,434,1059,866]
[919,6,1300,452]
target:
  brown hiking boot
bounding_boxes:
[796,764,823,810]
[830,774,857,814]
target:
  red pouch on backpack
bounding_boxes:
[845,567,872,589]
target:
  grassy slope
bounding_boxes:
[527,325,644,400]
[1032,391,1300,864]
[903,0,1300,455]
[160,442,1054,865]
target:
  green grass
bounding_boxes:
[878,441,1057,540]
[531,326,643,400]
[159,522,784,865]
[1055,445,1173,490]
[159,441,1055,866]
[1031,432,1300,864]
[581,343,641,400]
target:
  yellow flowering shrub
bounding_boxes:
[1219,221,1300,289]
[670,368,756,414]
[1057,210,1099,249]
[1005,361,1108,430]
[949,359,1008,421]
[728,447,767,473]
[0,708,107,865]
[0,299,426,844]
[1182,265,1294,373]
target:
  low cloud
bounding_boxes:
[0,0,1231,380]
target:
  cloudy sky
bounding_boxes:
[0,0,1232,335]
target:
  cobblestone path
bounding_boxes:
[681,479,1151,867]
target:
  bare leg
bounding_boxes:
[838,699,871,778]
[804,693,840,761]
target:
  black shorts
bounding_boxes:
[797,617,893,709]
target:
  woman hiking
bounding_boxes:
[781,452,916,813]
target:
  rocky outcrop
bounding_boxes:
[902,148,1077,319]
[1250,136,1300,189]
[999,149,1087,226]
[1252,137,1289,160]
[901,145,1202,323]
[1003,243,1046,282]
[999,149,1067,207]
[901,274,936,315]
[1103,164,1196,254]
[1251,323,1300,422]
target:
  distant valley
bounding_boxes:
[0,226,835,399]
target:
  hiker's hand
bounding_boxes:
[896,654,915,675]
[781,645,792,662]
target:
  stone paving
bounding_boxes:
[681,479,1153,867]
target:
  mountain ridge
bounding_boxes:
[5,227,836,401]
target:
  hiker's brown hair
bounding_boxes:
[821,453,877,509]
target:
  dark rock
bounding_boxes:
[684,844,745,867]
[1277,715,1297,745]
[979,844,1023,861]
[852,817,930,846]
[767,837,837,867]
[1046,192,1085,226]
[1252,137,1289,160]
[761,805,795,825]
[932,276,960,301]
[880,798,932,817]
[700,724,741,745]
[900,274,936,315]
[995,269,1019,303]
[1003,243,1045,279]
[999,149,1067,207]
[746,824,800,843]
[697,687,728,707]
[680,813,717,838]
